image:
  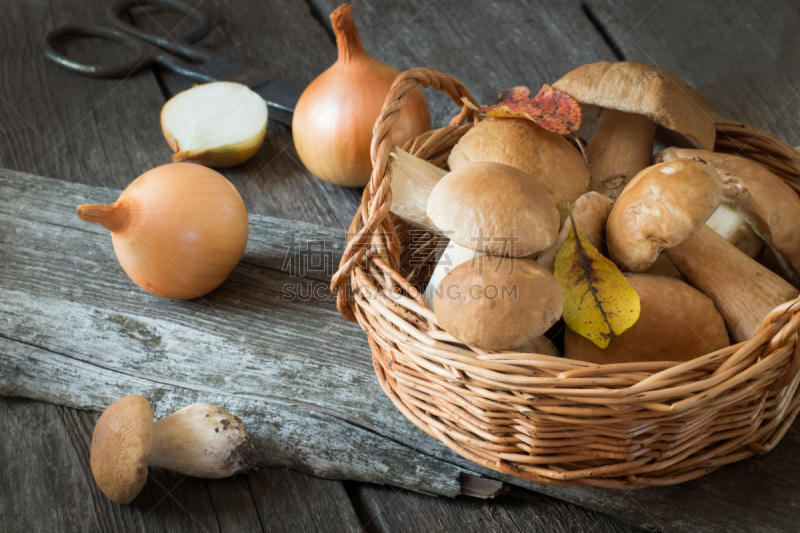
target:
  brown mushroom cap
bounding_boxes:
[448,118,590,221]
[552,61,715,150]
[426,162,560,257]
[90,395,154,504]
[434,255,563,350]
[655,148,800,283]
[565,274,730,364]
[607,160,722,271]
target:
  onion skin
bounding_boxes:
[292,4,431,188]
[77,163,249,300]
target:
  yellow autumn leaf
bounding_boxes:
[554,209,641,349]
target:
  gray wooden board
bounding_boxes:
[3,0,800,531]
[0,397,363,533]
[4,170,800,533]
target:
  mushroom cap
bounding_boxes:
[655,148,800,282]
[447,118,590,221]
[90,395,154,504]
[552,62,715,150]
[433,255,563,350]
[565,274,730,364]
[426,162,560,256]
[607,160,722,271]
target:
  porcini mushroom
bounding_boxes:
[607,160,799,342]
[424,241,560,356]
[427,161,560,256]
[434,255,563,350]
[387,149,560,256]
[552,62,715,199]
[91,395,258,504]
[537,191,614,272]
[565,274,730,363]
[447,118,590,220]
[655,148,800,284]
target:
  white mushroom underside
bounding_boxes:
[162,82,267,153]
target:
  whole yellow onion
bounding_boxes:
[77,163,249,299]
[292,4,431,187]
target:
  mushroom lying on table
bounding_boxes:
[566,274,730,363]
[90,395,258,504]
[655,148,800,285]
[447,117,590,221]
[607,159,799,343]
[552,62,715,199]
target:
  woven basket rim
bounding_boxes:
[329,67,800,488]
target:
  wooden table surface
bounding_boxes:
[2,0,799,531]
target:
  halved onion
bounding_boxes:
[161,82,268,168]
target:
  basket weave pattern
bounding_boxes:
[330,68,800,487]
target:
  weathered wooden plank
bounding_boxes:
[0,397,364,533]
[4,169,800,533]
[128,0,363,228]
[0,169,490,499]
[0,0,169,189]
[346,483,646,533]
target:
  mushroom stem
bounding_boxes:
[665,224,798,343]
[586,109,656,199]
[424,240,482,308]
[388,147,447,233]
[705,205,763,258]
[149,403,258,478]
[537,191,613,272]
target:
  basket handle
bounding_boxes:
[330,68,479,321]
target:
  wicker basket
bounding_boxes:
[330,68,800,488]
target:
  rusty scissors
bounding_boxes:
[42,0,303,126]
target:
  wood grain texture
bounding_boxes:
[5,170,800,533]
[0,397,363,533]
[0,0,168,189]
[0,0,366,530]
[346,483,646,533]
[4,0,800,531]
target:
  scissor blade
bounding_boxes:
[253,79,305,127]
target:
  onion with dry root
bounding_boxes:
[161,82,268,167]
[292,4,431,187]
[77,163,249,300]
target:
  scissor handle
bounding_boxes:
[108,0,211,61]
[42,24,156,78]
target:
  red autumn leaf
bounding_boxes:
[462,84,587,162]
